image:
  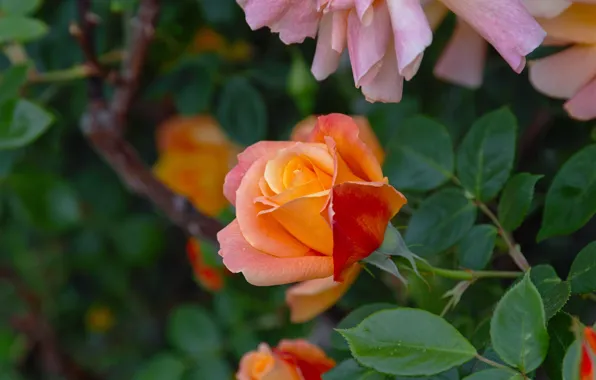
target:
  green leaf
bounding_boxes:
[538,145,596,241]
[567,242,596,294]
[0,17,47,43]
[174,67,214,116]
[0,0,41,15]
[0,99,53,149]
[405,188,477,257]
[498,173,543,231]
[9,171,81,232]
[217,77,267,146]
[288,50,317,116]
[456,224,497,270]
[197,0,236,24]
[462,369,523,380]
[562,340,581,380]
[110,216,165,267]
[396,369,460,380]
[133,353,185,380]
[544,313,576,380]
[490,273,549,372]
[0,64,29,104]
[167,305,221,357]
[529,265,570,320]
[323,359,388,380]
[456,108,517,202]
[339,308,477,376]
[184,356,232,380]
[383,116,454,191]
[363,251,405,283]
[331,303,395,350]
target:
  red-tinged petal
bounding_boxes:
[218,220,333,286]
[565,78,596,121]
[276,339,336,378]
[586,327,596,352]
[286,264,361,323]
[581,343,594,380]
[309,114,384,182]
[330,181,407,280]
[223,141,294,206]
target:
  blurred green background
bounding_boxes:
[1,0,595,379]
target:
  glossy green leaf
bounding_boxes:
[405,188,477,257]
[544,313,575,380]
[383,116,454,191]
[395,369,460,380]
[0,17,47,43]
[133,353,185,380]
[456,108,517,201]
[538,145,596,241]
[217,76,267,146]
[0,64,29,104]
[363,251,405,283]
[530,265,570,320]
[462,369,523,380]
[184,356,232,380]
[567,242,596,294]
[331,303,395,350]
[456,224,497,270]
[323,359,388,380]
[339,308,477,376]
[498,173,543,231]
[0,99,53,149]
[0,0,41,15]
[562,340,581,380]
[490,273,549,372]
[167,305,221,357]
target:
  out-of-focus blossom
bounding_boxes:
[85,305,115,333]
[153,115,239,217]
[236,0,545,102]
[581,327,596,380]
[187,27,252,62]
[237,339,335,380]
[218,114,406,289]
[186,239,227,291]
[529,3,596,120]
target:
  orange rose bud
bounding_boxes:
[218,114,406,288]
[186,239,225,292]
[586,327,596,352]
[237,339,335,380]
[581,343,594,380]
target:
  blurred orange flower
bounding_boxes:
[581,327,596,380]
[153,115,239,217]
[188,27,252,63]
[186,238,226,292]
[237,339,335,380]
[85,305,115,333]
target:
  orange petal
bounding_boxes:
[330,181,407,280]
[217,220,333,286]
[538,4,596,44]
[236,153,312,258]
[156,115,231,153]
[586,327,596,352]
[581,343,594,380]
[286,264,361,323]
[186,239,225,291]
[565,78,596,121]
[309,114,384,182]
[276,339,336,377]
[224,141,295,206]
[237,343,301,380]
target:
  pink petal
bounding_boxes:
[270,1,321,44]
[565,78,596,121]
[312,13,344,81]
[523,0,571,18]
[434,19,488,89]
[360,42,404,103]
[240,0,289,30]
[386,0,433,80]
[439,0,546,73]
[224,141,294,206]
[529,45,596,99]
[218,221,333,286]
[347,4,391,87]
[424,1,449,30]
[355,0,375,25]
[323,0,354,11]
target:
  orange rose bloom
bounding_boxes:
[218,114,406,288]
[186,239,226,292]
[581,327,596,380]
[153,115,238,217]
[237,339,335,380]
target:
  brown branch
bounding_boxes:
[76,0,223,244]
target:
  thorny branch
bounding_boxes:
[75,0,223,245]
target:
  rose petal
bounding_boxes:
[360,41,404,103]
[354,0,375,24]
[434,19,488,89]
[156,115,229,153]
[580,343,594,380]
[237,343,300,380]
[224,141,294,206]
[277,339,336,376]
[286,264,361,322]
[310,114,384,182]
[586,327,596,352]
[440,0,546,73]
[330,181,407,280]
[538,4,596,44]
[386,0,433,80]
[312,13,345,80]
[240,0,289,31]
[565,78,596,121]
[270,0,321,44]
[424,1,449,30]
[529,45,596,99]
[218,220,333,286]
[523,0,571,18]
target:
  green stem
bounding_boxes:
[30,65,91,83]
[413,260,522,281]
